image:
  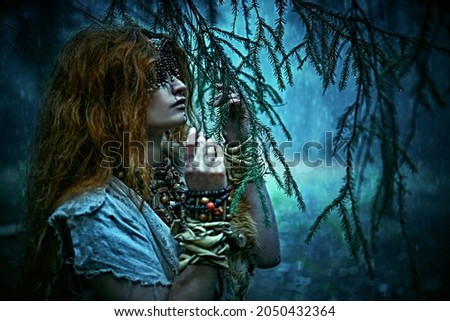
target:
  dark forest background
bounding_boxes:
[0,0,449,300]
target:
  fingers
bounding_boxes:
[207,84,241,107]
[185,128,222,168]
[194,136,222,169]
[228,93,240,107]
[214,142,224,159]
[208,93,224,107]
[193,132,206,165]
[205,138,217,160]
[184,128,227,191]
[185,127,197,163]
[185,127,207,165]
[215,83,236,93]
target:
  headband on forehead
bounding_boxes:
[148,38,181,87]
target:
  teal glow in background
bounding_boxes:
[0,0,449,300]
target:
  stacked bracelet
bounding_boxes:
[185,185,233,222]
[224,137,267,185]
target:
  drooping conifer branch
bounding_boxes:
[68,0,450,289]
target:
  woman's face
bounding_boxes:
[146,76,187,134]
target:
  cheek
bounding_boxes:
[147,94,161,115]
[148,89,163,105]
[146,104,158,122]
[146,103,168,128]
[146,100,157,124]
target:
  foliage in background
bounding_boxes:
[97,0,450,291]
[2,0,450,296]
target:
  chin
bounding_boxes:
[168,116,187,129]
[179,113,187,125]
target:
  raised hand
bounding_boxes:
[209,84,249,143]
[184,127,227,191]
[209,83,241,108]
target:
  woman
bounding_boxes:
[22,23,280,300]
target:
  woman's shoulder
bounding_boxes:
[47,177,179,285]
[50,186,107,221]
[48,177,140,221]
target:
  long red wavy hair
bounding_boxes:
[22,23,194,298]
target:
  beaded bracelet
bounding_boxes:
[185,185,233,222]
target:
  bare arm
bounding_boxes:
[213,84,281,268]
[167,265,217,300]
[88,265,218,300]
[88,128,226,300]
[245,182,281,268]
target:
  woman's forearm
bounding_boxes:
[168,265,218,300]
[87,265,218,300]
[245,182,281,268]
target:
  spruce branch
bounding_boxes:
[54,0,450,291]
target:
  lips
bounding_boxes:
[171,98,186,108]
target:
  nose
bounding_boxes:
[171,77,187,95]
